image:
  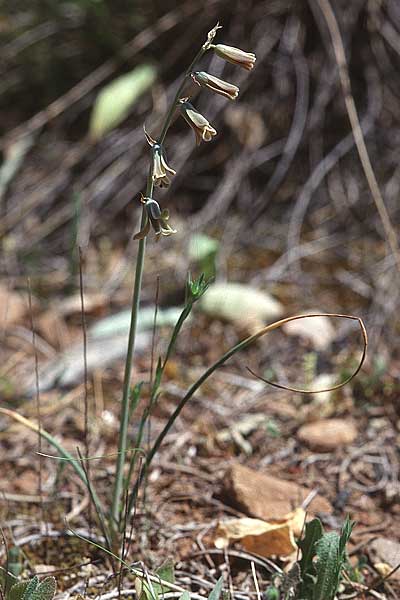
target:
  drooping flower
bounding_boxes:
[179,99,217,145]
[144,127,176,188]
[213,44,256,71]
[152,144,176,188]
[134,195,177,241]
[191,71,239,100]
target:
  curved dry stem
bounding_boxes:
[246,313,367,393]
[131,312,367,498]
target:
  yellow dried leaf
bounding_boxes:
[214,508,306,557]
[374,563,393,578]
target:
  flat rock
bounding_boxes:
[297,418,357,452]
[199,282,283,331]
[224,463,332,520]
[283,312,336,350]
[369,537,400,581]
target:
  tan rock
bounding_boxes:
[297,418,357,451]
[283,312,336,350]
[369,538,400,581]
[224,463,332,520]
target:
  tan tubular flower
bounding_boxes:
[152,144,176,188]
[179,100,217,146]
[134,196,177,241]
[213,44,256,71]
[191,71,239,100]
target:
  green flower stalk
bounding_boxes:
[191,71,239,100]
[111,22,257,533]
[179,99,217,145]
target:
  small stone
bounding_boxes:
[199,282,283,331]
[297,418,357,452]
[369,538,400,581]
[224,463,332,520]
[283,312,336,350]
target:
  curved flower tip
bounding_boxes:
[179,99,217,145]
[134,196,177,241]
[152,144,176,188]
[214,44,256,71]
[191,71,239,100]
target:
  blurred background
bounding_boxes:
[1,0,400,388]
[2,3,400,582]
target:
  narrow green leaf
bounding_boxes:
[297,518,324,599]
[208,576,224,600]
[0,566,19,594]
[298,518,324,575]
[313,532,341,600]
[89,64,156,140]
[153,559,175,597]
[179,593,190,600]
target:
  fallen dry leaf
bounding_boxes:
[374,563,394,578]
[369,537,400,581]
[214,507,306,558]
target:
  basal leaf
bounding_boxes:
[21,576,39,600]
[30,577,56,600]
[8,581,29,600]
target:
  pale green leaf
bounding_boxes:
[208,576,224,600]
[90,64,156,140]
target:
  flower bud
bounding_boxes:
[191,71,239,100]
[179,99,217,145]
[213,44,256,71]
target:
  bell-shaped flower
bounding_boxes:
[134,196,176,241]
[179,99,217,145]
[213,44,256,71]
[152,144,176,188]
[144,127,176,188]
[191,71,239,100]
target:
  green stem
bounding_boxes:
[110,43,208,531]
[159,46,206,143]
[131,327,262,497]
[110,200,149,529]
